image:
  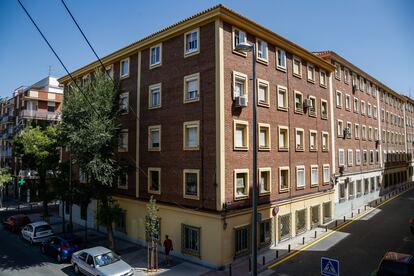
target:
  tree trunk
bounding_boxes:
[62,200,66,233]
[107,223,115,250]
[39,174,49,219]
[0,186,3,209]
[84,210,88,241]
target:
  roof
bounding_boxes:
[313,50,408,101]
[59,4,334,83]
[83,246,112,256]
[28,221,49,227]
[383,252,413,264]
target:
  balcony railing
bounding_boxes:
[20,110,61,121]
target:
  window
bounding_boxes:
[337,120,343,137]
[294,91,303,113]
[150,44,162,68]
[370,150,374,164]
[334,62,341,79]
[79,169,87,183]
[235,226,250,256]
[321,100,328,119]
[278,126,289,151]
[339,183,346,202]
[292,57,302,77]
[105,65,114,79]
[346,122,352,138]
[309,130,317,151]
[233,27,247,55]
[183,121,200,150]
[117,173,128,189]
[344,68,349,84]
[361,100,366,115]
[118,129,128,152]
[348,181,355,199]
[364,179,369,194]
[354,98,359,113]
[258,123,270,150]
[368,127,373,141]
[311,165,318,186]
[360,77,365,91]
[295,128,304,151]
[277,85,288,110]
[259,220,271,246]
[259,168,271,194]
[120,58,129,78]
[149,83,161,109]
[256,39,268,62]
[322,132,329,151]
[234,169,249,199]
[307,63,315,82]
[184,73,200,103]
[182,225,200,257]
[279,167,290,191]
[148,168,161,194]
[183,169,199,199]
[234,120,249,150]
[257,79,270,106]
[363,150,368,164]
[148,125,161,151]
[308,96,317,117]
[320,70,327,87]
[355,124,360,139]
[296,166,305,189]
[119,92,129,114]
[356,180,362,196]
[47,101,55,112]
[345,94,351,111]
[276,48,286,70]
[184,29,199,56]
[338,149,345,166]
[362,125,366,140]
[368,103,372,117]
[348,149,353,166]
[233,71,248,98]
[323,165,330,183]
[336,91,342,108]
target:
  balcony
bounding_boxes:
[20,110,61,121]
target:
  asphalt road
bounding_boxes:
[0,222,75,276]
[270,188,414,275]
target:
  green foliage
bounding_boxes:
[0,168,12,188]
[96,197,122,227]
[60,69,121,186]
[145,196,160,241]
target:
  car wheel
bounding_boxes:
[57,254,62,263]
[73,264,80,274]
[41,246,46,254]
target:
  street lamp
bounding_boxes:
[235,41,258,276]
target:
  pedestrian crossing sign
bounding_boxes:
[321,257,339,276]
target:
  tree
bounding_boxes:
[145,196,160,271]
[60,69,122,249]
[0,168,12,208]
[14,125,60,218]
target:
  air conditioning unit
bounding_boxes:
[303,99,312,108]
[339,165,345,174]
[234,95,248,108]
[352,84,358,93]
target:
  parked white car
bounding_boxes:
[21,221,54,244]
[71,246,134,276]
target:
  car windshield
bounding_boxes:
[63,238,81,247]
[36,225,52,232]
[94,252,120,267]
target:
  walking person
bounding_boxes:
[163,235,173,266]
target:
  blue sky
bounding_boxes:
[0,0,413,98]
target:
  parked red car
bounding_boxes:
[2,214,31,233]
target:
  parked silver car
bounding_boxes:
[21,221,54,244]
[71,246,134,276]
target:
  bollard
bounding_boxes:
[263,256,265,265]
[302,237,305,245]
[314,231,317,238]
[358,209,360,214]
[343,216,346,222]
[288,244,291,253]
[229,264,232,276]
[276,250,279,259]
[365,205,367,211]
[249,258,251,272]
[325,226,328,232]
[351,212,353,218]
[335,220,338,227]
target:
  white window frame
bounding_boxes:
[120,58,130,79]
[309,130,318,151]
[292,56,302,78]
[183,169,200,200]
[148,125,161,151]
[148,83,162,109]
[323,164,330,184]
[277,85,288,111]
[348,149,353,166]
[278,125,289,151]
[183,121,200,150]
[234,169,249,199]
[232,71,248,99]
[184,28,200,57]
[258,123,271,151]
[256,39,268,63]
[234,120,249,150]
[310,165,318,187]
[296,166,305,189]
[276,48,287,70]
[183,73,200,103]
[307,63,315,82]
[257,79,270,107]
[279,166,290,191]
[258,168,271,195]
[149,43,162,68]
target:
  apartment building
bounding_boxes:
[59,5,336,267]
[0,76,63,197]
[314,51,410,217]
[405,96,414,181]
